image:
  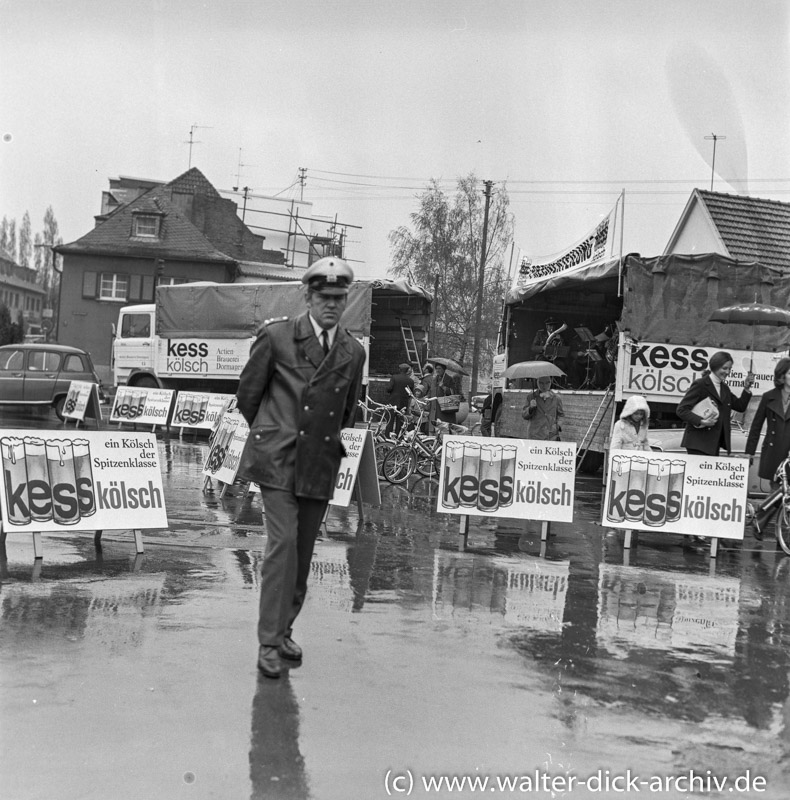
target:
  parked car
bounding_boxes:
[0,343,104,421]
[648,423,769,495]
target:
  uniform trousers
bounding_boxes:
[258,488,328,647]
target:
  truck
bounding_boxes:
[493,252,790,471]
[112,279,432,398]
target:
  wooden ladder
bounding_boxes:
[399,318,421,374]
[577,386,614,462]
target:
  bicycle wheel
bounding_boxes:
[375,440,394,476]
[416,437,441,478]
[382,445,415,484]
[775,502,790,556]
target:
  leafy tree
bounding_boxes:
[6,219,16,263]
[0,217,8,257]
[0,303,13,345]
[18,211,32,267]
[388,174,513,392]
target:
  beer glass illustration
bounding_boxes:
[460,441,482,508]
[46,440,81,525]
[129,390,144,420]
[643,459,671,527]
[477,444,502,513]
[72,439,96,518]
[196,395,209,425]
[607,454,632,522]
[441,441,465,509]
[24,436,52,522]
[625,456,648,522]
[499,445,517,509]
[112,388,128,419]
[1,436,29,525]
[667,460,686,523]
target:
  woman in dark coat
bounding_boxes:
[746,357,790,482]
[676,351,754,455]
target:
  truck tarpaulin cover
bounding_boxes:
[156,282,374,339]
[621,254,790,349]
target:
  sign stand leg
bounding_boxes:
[32,531,43,559]
[623,529,634,549]
[0,518,6,546]
[133,529,144,554]
[319,505,330,537]
[354,482,365,522]
[94,530,103,550]
[459,516,469,551]
[540,521,550,542]
[709,537,719,559]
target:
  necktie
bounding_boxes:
[321,330,329,356]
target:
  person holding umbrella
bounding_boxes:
[430,362,458,424]
[676,351,754,456]
[522,375,564,441]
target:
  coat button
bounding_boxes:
[329,411,335,417]
[304,405,310,411]
[299,430,305,436]
[324,436,330,442]
[254,433,261,440]
[334,387,340,393]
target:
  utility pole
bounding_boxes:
[298,167,307,201]
[470,180,493,396]
[704,133,725,191]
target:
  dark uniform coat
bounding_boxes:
[236,312,366,500]
[677,375,751,455]
[746,388,790,480]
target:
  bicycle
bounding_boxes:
[381,397,467,484]
[751,457,790,555]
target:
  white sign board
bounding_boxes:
[436,435,576,521]
[329,428,381,507]
[0,431,167,531]
[111,387,174,426]
[202,411,249,483]
[172,392,235,430]
[62,381,102,423]
[616,339,784,403]
[603,450,748,540]
[156,338,253,379]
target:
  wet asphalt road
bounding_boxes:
[1,408,790,799]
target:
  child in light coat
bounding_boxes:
[611,395,651,451]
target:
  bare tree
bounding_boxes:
[18,211,32,268]
[388,174,513,389]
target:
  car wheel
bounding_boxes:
[54,396,67,421]
[133,375,159,389]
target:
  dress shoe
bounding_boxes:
[257,646,282,679]
[279,636,303,661]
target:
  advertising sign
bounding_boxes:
[62,381,102,423]
[110,387,174,426]
[329,428,380,507]
[172,392,235,430]
[156,338,253,379]
[603,450,748,540]
[202,411,249,483]
[0,431,167,532]
[436,436,576,521]
[616,339,783,403]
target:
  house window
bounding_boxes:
[99,273,128,301]
[133,215,160,238]
[156,277,189,287]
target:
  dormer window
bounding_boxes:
[132,213,161,238]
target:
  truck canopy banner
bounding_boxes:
[156,281,374,339]
[620,254,790,350]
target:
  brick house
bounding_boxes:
[55,168,298,381]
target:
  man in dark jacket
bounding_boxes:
[236,257,366,678]
[385,363,414,436]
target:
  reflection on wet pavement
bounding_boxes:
[1,436,790,798]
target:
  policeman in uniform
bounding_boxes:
[237,256,366,678]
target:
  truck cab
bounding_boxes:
[113,304,156,386]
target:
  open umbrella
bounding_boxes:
[709,303,790,370]
[503,360,566,381]
[426,356,469,376]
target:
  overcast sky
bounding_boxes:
[2,0,788,281]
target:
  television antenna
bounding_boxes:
[184,123,213,168]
